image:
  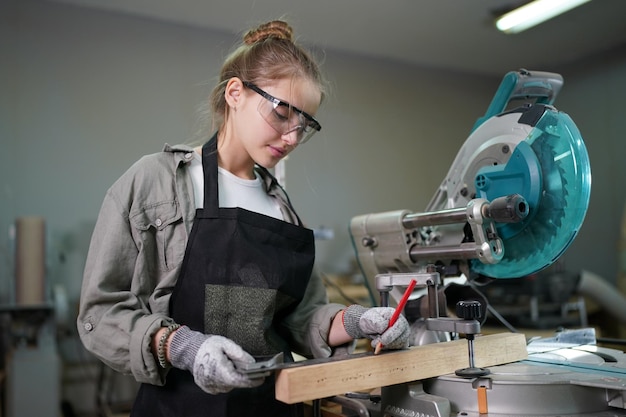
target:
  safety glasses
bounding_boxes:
[243,81,321,144]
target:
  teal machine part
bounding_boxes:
[472,104,592,278]
[471,69,563,132]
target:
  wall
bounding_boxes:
[1,0,625,414]
[556,48,626,284]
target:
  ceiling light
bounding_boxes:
[496,0,592,34]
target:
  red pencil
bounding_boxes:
[375,278,417,354]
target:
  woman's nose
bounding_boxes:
[281,130,299,146]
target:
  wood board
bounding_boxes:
[276,332,527,404]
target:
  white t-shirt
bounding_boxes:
[189,153,283,220]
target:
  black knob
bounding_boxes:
[486,194,529,223]
[361,236,377,248]
[456,300,482,320]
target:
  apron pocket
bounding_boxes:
[203,284,296,356]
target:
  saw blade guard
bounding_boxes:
[471,105,591,278]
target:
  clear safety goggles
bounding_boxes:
[243,81,321,144]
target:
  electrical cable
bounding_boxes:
[321,273,365,306]
[466,279,519,334]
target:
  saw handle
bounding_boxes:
[472,69,564,132]
[484,194,529,223]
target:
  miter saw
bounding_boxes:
[344,70,626,417]
[351,68,591,292]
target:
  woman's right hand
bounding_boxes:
[168,326,264,394]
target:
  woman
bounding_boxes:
[77,20,409,417]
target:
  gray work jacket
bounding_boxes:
[77,143,344,385]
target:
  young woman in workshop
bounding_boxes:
[77,19,409,417]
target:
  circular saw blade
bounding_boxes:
[472,108,591,278]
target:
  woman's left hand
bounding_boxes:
[342,305,410,350]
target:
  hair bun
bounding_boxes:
[244,20,294,45]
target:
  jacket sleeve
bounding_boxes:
[280,267,346,359]
[76,182,179,385]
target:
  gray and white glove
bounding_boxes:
[343,305,410,350]
[169,326,264,394]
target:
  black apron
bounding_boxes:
[131,135,315,417]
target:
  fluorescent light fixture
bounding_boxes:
[496,0,592,34]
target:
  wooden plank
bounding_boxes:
[275,332,527,404]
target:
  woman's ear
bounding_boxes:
[224,77,244,109]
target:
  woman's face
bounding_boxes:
[224,77,321,173]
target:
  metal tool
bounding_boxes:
[236,350,390,376]
[347,69,608,416]
[234,352,285,379]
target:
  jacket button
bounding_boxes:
[84,322,93,332]
[155,218,163,227]
[185,152,193,159]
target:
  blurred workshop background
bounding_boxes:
[1,0,625,415]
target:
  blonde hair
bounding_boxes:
[209,20,326,132]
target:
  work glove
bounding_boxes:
[343,305,410,350]
[169,326,264,394]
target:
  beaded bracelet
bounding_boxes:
[157,323,181,369]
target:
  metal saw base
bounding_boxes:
[380,344,626,417]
